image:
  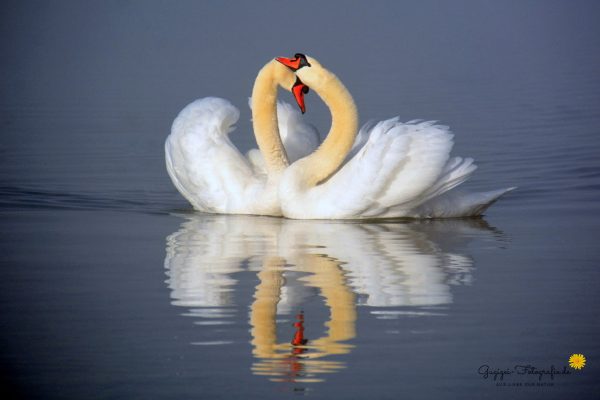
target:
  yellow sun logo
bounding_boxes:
[569,353,586,370]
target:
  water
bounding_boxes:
[1,1,600,399]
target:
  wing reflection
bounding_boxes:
[164,215,503,383]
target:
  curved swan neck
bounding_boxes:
[301,70,358,186]
[251,61,290,174]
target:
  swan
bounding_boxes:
[275,54,515,219]
[165,59,318,216]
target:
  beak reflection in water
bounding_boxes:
[164,215,505,384]
[250,254,356,383]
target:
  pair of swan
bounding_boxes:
[165,54,513,219]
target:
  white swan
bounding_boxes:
[276,54,515,219]
[165,59,318,216]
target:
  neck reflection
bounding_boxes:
[250,254,356,383]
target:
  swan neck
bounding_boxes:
[302,71,358,186]
[251,61,289,174]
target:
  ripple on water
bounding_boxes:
[0,184,180,214]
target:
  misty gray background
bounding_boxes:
[2,0,599,205]
[1,1,599,399]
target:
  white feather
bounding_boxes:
[280,117,512,219]
[166,97,321,215]
[166,97,277,215]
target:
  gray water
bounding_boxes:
[1,1,599,399]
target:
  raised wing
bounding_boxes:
[166,97,273,214]
[284,118,458,218]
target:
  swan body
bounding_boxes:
[278,55,514,219]
[165,60,318,216]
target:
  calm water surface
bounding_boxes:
[1,1,599,399]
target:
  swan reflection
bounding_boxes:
[164,215,503,383]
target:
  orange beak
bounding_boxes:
[276,56,302,71]
[275,53,311,71]
[291,78,309,114]
[276,55,311,113]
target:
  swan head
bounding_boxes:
[277,54,326,86]
[274,55,310,113]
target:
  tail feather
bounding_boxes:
[407,187,517,218]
